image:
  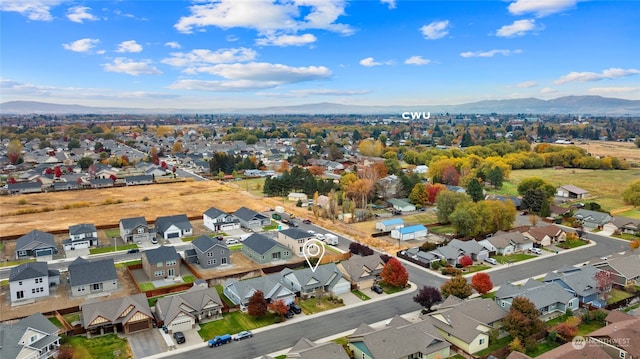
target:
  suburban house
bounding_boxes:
[495,279,578,319]
[9,262,60,303]
[387,198,416,212]
[63,223,99,251]
[155,283,224,333]
[390,224,428,241]
[276,227,314,256]
[523,224,566,247]
[124,175,153,186]
[285,337,350,359]
[81,293,154,336]
[556,184,589,199]
[119,216,152,244]
[15,229,58,259]
[375,218,404,232]
[0,312,61,359]
[223,274,296,309]
[592,251,640,286]
[427,297,506,355]
[278,263,351,297]
[68,257,118,297]
[605,216,640,235]
[233,206,271,231]
[543,265,603,306]
[90,178,114,188]
[481,231,533,255]
[485,194,522,210]
[573,209,613,229]
[337,255,385,290]
[7,181,43,194]
[287,192,308,203]
[202,207,240,232]
[433,238,490,265]
[142,245,181,280]
[154,214,193,241]
[348,315,451,359]
[187,235,230,269]
[241,233,293,264]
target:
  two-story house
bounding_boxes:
[68,257,118,297]
[142,245,181,280]
[62,223,99,251]
[188,235,230,269]
[276,227,314,256]
[0,313,61,359]
[119,216,152,244]
[202,207,240,232]
[9,262,60,303]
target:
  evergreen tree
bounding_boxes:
[467,178,484,202]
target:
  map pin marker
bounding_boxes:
[303,239,325,273]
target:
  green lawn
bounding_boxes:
[0,258,35,268]
[49,317,64,329]
[615,209,640,220]
[623,303,640,313]
[352,290,371,301]
[577,321,605,335]
[607,288,634,304]
[462,264,491,274]
[492,253,536,264]
[298,296,345,315]
[139,282,155,291]
[380,283,405,294]
[63,334,130,359]
[526,341,560,357]
[115,259,141,268]
[557,239,588,249]
[481,292,496,300]
[475,335,513,357]
[429,225,456,234]
[90,243,138,254]
[613,233,640,241]
[63,312,81,325]
[214,284,236,307]
[198,311,277,340]
[104,229,120,238]
[403,212,438,225]
[228,244,243,251]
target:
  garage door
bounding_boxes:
[35,248,53,256]
[170,319,193,332]
[220,223,239,231]
[332,280,351,295]
[167,232,180,239]
[74,241,90,249]
[128,320,150,333]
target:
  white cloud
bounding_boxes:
[420,20,450,40]
[174,0,354,39]
[508,0,581,17]
[66,6,98,23]
[360,57,382,67]
[496,19,538,37]
[168,79,279,91]
[540,87,557,94]
[162,48,257,68]
[0,0,63,21]
[165,41,181,49]
[102,58,162,76]
[116,40,143,53]
[62,38,100,53]
[555,67,640,84]
[187,62,332,83]
[516,81,538,88]
[256,33,317,46]
[460,49,522,58]
[258,88,369,97]
[404,56,431,65]
[381,0,396,9]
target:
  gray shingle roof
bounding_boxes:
[120,216,148,230]
[155,285,223,324]
[9,261,49,282]
[69,223,96,235]
[68,257,117,287]
[16,230,56,251]
[288,338,351,359]
[279,227,313,239]
[154,214,192,233]
[203,207,226,218]
[543,265,600,297]
[81,293,152,328]
[496,281,575,310]
[192,235,226,252]
[0,313,60,359]
[233,206,267,221]
[242,233,286,255]
[143,245,180,263]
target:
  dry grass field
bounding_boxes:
[572,140,640,165]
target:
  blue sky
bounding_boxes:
[1,0,639,110]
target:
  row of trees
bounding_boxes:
[263,166,339,197]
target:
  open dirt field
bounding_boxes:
[572,140,640,165]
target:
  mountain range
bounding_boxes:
[2,96,640,115]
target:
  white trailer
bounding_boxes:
[324,233,339,245]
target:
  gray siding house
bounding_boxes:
[154,214,193,241]
[15,230,57,259]
[0,313,61,359]
[68,257,118,297]
[9,262,60,303]
[241,233,292,264]
[142,245,181,280]
[155,284,224,333]
[233,207,271,231]
[63,223,99,251]
[190,235,230,269]
[119,216,152,243]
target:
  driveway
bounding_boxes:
[128,329,168,358]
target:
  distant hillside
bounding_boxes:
[2,96,640,115]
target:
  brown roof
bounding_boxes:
[536,341,610,359]
[589,317,640,358]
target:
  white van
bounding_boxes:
[324,234,339,245]
[529,248,542,255]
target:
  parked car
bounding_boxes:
[286,310,294,319]
[371,285,383,294]
[173,331,186,344]
[289,302,302,314]
[127,248,140,254]
[233,331,253,341]
[225,238,239,245]
[302,219,312,224]
[289,221,299,227]
[208,334,232,347]
[529,248,542,255]
[485,258,498,265]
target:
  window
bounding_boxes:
[166,260,176,266]
[221,257,227,264]
[298,239,304,244]
[157,262,163,267]
[30,335,38,343]
[154,270,165,277]
[137,228,144,233]
[284,251,289,256]
[36,278,43,283]
[93,283,101,290]
[207,252,213,257]
[620,352,626,359]
[17,291,24,299]
[479,338,485,345]
[272,252,281,260]
[207,260,214,265]
[18,281,22,285]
